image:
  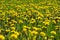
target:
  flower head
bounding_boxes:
[50,31,56,35]
[0,35,5,40]
[40,32,46,36]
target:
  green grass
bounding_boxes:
[0,0,60,40]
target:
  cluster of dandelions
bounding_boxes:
[0,0,60,40]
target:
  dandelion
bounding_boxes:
[9,22,12,24]
[11,30,15,32]
[43,36,47,40]
[10,34,18,39]
[38,12,44,17]
[52,20,56,24]
[23,26,30,29]
[11,20,17,23]
[42,26,47,29]
[6,29,10,32]
[30,31,38,35]
[33,36,37,40]
[23,28,27,32]
[13,12,18,16]
[40,32,46,37]
[0,35,5,40]
[55,26,59,30]
[33,27,40,30]
[10,24,14,26]
[30,18,35,23]
[10,27,15,30]
[48,38,52,40]
[50,36,54,38]
[0,0,59,40]
[45,13,51,17]
[50,31,56,35]
[14,31,20,36]
[19,20,23,23]
[43,18,50,25]
[37,16,42,20]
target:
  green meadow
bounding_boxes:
[0,0,60,40]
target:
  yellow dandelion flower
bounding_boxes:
[6,18,10,20]
[33,36,37,40]
[9,22,12,24]
[50,31,56,35]
[44,6,49,9]
[33,27,40,30]
[0,35,5,40]
[43,36,47,40]
[6,29,10,32]
[9,10,15,13]
[52,20,56,24]
[10,34,18,39]
[10,24,14,26]
[43,21,50,25]
[19,20,23,23]
[13,12,18,16]
[11,30,15,32]
[45,13,51,17]
[38,12,44,17]
[31,31,38,35]
[14,32,20,36]
[23,26,31,29]
[23,18,28,20]
[55,26,59,30]
[42,26,47,29]
[48,38,52,40]
[50,36,54,38]
[36,16,42,20]
[11,20,17,23]
[23,26,29,29]
[55,17,60,19]
[30,18,35,23]
[40,32,46,36]
[43,19,50,25]
[10,27,15,30]
[23,28,27,32]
